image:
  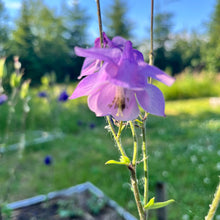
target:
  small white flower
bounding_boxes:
[215,215,220,220]
[203,177,210,184]
[182,214,190,220]
[216,162,220,171]
[162,171,168,177]
[190,155,197,164]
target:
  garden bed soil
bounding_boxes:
[6,183,137,220]
[10,190,125,220]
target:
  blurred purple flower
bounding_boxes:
[89,123,96,129]
[77,120,83,126]
[0,94,8,105]
[70,35,175,121]
[38,91,47,98]
[44,155,52,165]
[58,90,69,102]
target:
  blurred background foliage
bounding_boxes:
[0,1,220,219]
[0,0,220,85]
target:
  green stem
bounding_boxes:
[142,120,148,208]
[129,121,138,166]
[4,88,18,142]
[106,116,126,157]
[129,164,146,220]
[205,181,220,220]
[117,121,123,139]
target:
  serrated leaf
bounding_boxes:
[105,156,130,166]
[144,199,175,210]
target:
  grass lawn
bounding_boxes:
[0,86,220,219]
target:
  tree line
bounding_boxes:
[0,0,219,85]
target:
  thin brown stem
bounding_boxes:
[129,165,146,220]
[149,0,154,66]
[96,0,104,48]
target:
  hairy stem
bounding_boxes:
[117,121,123,139]
[106,116,126,157]
[129,164,146,220]
[4,88,18,142]
[205,181,220,220]
[142,120,148,214]
[129,121,138,166]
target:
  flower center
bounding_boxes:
[108,87,129,116]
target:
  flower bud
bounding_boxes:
[0,57,6,79]
[10,72,22,88]
[41,75,50,87]
[14,56,21,70]
[20,79,31,99]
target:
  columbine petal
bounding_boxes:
[109,59,146,90]
[78,58,100,79]
[88,84,139,121]
[112,90,140,121]
[87,85,111,117]
[112,36,127,48]
[136,84,165,117]
[133,49,145,63]
[69,72,107,99]
[74,47,121,65]
[144,64,175,86]
[94,32,113,48]
[107,41,147,89]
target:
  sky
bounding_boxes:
[2,0,217,42]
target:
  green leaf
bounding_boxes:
[10,72,22,88]
[20,79,31,99]
[105,156,130,166]
[0,57,6,79]
[144,199,175,210]
[144,197,155,209]
[135,119,143,125]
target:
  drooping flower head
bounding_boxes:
[70,34,175,121]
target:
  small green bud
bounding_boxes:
[13,56,21,70]
[41,75,50,87]
[10,72,22,88]
[20,79,31,99]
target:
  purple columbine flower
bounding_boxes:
[0,94,8,105]
[38,91,47,98]
[70,35,175,121]
[44,155,52,165]
[58,90,69,102]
